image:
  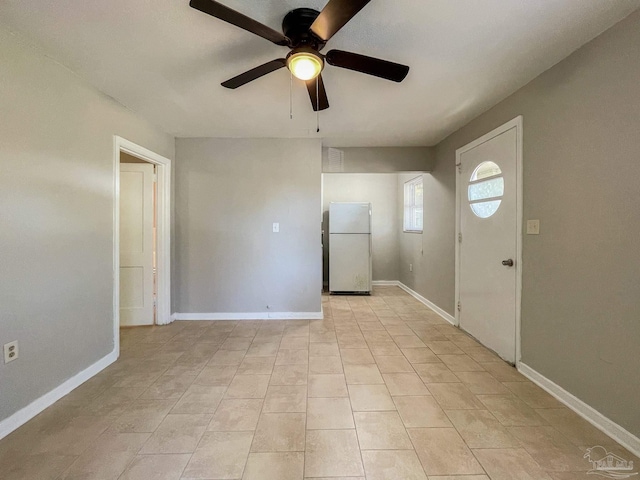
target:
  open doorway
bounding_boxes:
[113,137,172,348]
[322,172,428,291]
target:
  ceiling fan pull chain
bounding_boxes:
[290,70,293,120]
[316,77,320,133]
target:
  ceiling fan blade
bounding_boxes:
[326,49,409,82]
[221,59,287,89]
[190,0,289,46]
[310,0,371,42]
[306,75,330,111]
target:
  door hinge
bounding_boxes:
[456,163,462,173]
[458,233,462,243]
[457,301,461,312]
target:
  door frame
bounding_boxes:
[113,136,172,350]
[454,116,523,365]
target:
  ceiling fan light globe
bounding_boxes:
[287,53,323,81]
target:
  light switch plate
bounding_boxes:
[272,223,280,233]
[527,219,540,235]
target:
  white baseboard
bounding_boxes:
[174,311,324,321]
[0,349,118,441]
[518,362,640,457]
[372,280,401,286]
[396,282,456,325]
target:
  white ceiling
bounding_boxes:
[1,0,638,146]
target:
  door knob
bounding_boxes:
[502,259,514,267]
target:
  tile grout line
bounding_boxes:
[180,326,233,479]
[235,323,261,480]
[350,297,372,479]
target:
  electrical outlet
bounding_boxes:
[4,341,18,364]
[409,263,413,272]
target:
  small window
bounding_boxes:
[468,161,504,218]
[404,176,423,232]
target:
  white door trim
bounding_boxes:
[113,136,172,350]
[454,116,523,366]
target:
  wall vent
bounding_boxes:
[327,148,345,172]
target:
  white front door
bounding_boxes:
[457,119,520,363]
[120,163,155,326]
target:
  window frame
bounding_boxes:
[467,161,505,219]
[403,175,424,233]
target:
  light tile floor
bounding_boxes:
[0,286,637,479]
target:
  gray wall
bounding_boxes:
[322,174,400,285]
[0,27,174,423]
[322,147,434,173]
[397,171,455,313]
[416,10,640,435]
[174,138,322,314]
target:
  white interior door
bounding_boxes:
[120,163,154,326]
[458,125,519,363]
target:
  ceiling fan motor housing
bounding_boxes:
[282,8,325,50]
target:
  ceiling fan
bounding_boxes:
[189,0,410,111]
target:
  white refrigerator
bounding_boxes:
[329,202,372,294]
